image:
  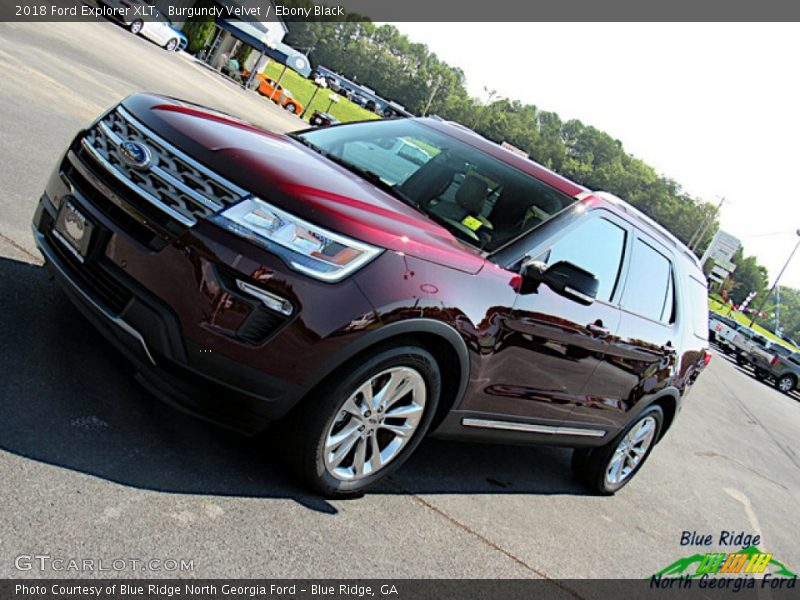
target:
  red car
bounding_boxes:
[33,94,710,497]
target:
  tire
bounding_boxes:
[129,20,143,35]
[285,103,298,113]
[775,374,796,394]
[736,353,749,367]
[572,405,664,495]
[288,346,441,498]
[754,367,769,381]
[165,38,178,52]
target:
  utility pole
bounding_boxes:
[422,75,442,117]
[749,229,800,328]
[689,196,725,252]
[472,87,498,129]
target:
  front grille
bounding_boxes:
[81,107,247,227]
[41,212,133,315]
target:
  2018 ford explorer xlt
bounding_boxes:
[32,94,711,497]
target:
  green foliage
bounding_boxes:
[183,16,215,55]
[234,44,253,66]
[260,62,379,123]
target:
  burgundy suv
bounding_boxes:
[32,94,710,497]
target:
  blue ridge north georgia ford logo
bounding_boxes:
[119,141,153,170]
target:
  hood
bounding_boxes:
[121,94,486,275]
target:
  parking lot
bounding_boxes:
[0,22,798,583]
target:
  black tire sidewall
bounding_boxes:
[166,39,178,51]
[579,405,664,495]
[296,346,441,497]
[130,20,143,34]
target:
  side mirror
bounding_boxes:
[520,259,599,305]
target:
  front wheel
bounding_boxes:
[754,367,769,381]
[289,346,441,497]
[735,353,749,367]
[572,405,663,495]
[129,20,143,35]
[284,103,298,113]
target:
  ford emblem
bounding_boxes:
[119,141,153,170]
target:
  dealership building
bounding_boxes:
[152,0,311,77]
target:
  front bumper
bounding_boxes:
[32,133,379,433]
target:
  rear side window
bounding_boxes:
[543,217,626,302]
[621,238,674,323]
[686,275,710,339]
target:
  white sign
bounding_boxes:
[715,257,737,273]
[703,230,741,265]
[709,272,726,284]
[711,264,730,281]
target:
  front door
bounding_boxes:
[469,211,629,425]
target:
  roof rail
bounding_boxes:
[593,191,701,268]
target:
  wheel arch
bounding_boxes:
[302,319,470,427]
[641,387,680,442]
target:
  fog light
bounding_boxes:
[236,280,293,316]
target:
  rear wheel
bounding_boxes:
[736,353,749,367]
[289,346,440,497]
[129,20,143,34]
[165,38,178,52]
[775,374,796,394]
[572,405,663,495]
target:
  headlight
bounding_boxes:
[211,197,383,282]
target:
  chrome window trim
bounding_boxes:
[462,417,606,438]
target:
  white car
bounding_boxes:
[102,0,182,51]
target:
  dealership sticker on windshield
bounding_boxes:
[461,215,483,231]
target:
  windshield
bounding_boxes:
[295,119,577,252]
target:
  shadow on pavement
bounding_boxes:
[0,256,587,514]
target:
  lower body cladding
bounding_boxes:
[31,148,378,435]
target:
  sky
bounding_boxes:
[391,22,800,289]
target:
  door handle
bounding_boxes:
[587,320,610,336]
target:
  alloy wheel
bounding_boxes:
[323,367,426,481]
[605,416,657,486]
[778,376,794,392]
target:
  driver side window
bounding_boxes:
[541,217,627,302]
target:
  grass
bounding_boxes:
[708,298,798,350]
[261,62,380,123]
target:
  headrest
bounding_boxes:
[456,176,488,214]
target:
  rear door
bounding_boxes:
[564,231,679,432]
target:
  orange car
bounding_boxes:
[251,73,304,114]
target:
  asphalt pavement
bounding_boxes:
[0,22,798,584]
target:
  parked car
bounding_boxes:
[309,111,339,127]
[729,327,769,367]
[101,0,182,52]
[751,350,800,394]
[709,312,742,354]
[168,24,188,52]
[252,74,303,114]
[32,93,711,497]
